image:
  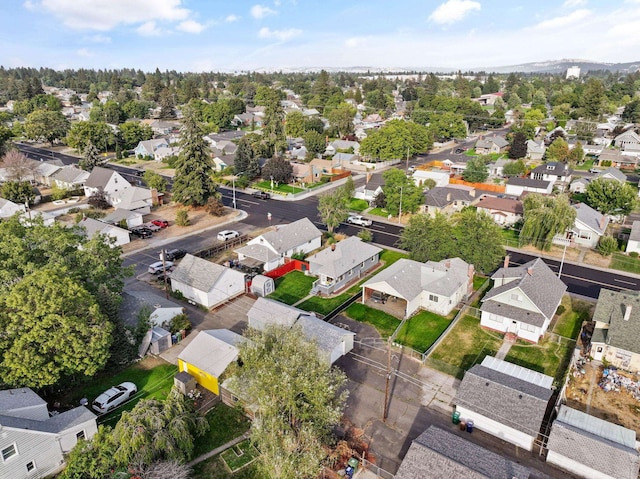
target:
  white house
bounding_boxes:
[50,166,90,191]
[0,197,26,219]
[547,405,640,479]
[362,257,473,318]
[454,356,553,451]
[505,177,552,196]
[0,387,97,479]
[247,297,355,365]
[111,186,154,214]
[526,139,546,160]
[170,254,246,308]
[78,216,131,247]
[529,161,571,187]
[102,208,144,229]
[554,202,609,249]
[235,218,322,272]
[411,169,450,188]
[614,129,640,149]
[354,173,385,204]
[422,185,477,217]
[475,196,523,226]
[480,257,566,343]
[83,166,131,204]
[134,138,169,158]
[626,221,640,254]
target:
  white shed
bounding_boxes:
[250,274,275,297]
[627,221,640,254]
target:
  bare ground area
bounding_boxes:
[565,361,640,435]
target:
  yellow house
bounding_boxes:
[177,329,242,395]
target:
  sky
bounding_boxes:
[2,0,640,73]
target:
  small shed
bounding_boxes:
[174,371,197,395]
[149,326,172,355]
[250,274,275,297]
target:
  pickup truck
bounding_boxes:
[347,215,372,227]
[252,191,271,200]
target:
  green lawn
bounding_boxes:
[499,228,520,247]
[395,311,451,352]
[192,458,266,479]
[254,181,304,195]
[379,249,409,266]
[348,198,369,212]
[221,440,260,472]
[504,336,574,383]
[473,275,489,291]
[572,159,595,171]
[298,292,351,316]
[192,404,251,458]
[344,303,400,338]
[610,252,640,274]
[267,270,316,305]
[429,315,503,379]
[552,296,592,339]
[368,207,390,217]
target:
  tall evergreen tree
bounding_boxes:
[79,141,101,171]
[171,109,217,207]
[509,132,527,159]
[262,96,286,157]
[234,137,254,177]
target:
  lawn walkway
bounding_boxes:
[187,432,251,467]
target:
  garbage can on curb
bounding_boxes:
[452,411,461,424]
[466,420,474,433]
[459,420,466,431]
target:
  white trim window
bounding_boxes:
[26,461,36,473]
[1,444,17,462]
[76,430,86,441]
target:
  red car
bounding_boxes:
[151,219,169,228]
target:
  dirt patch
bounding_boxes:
[565,361,640,434]
[136,355,169,370]
[582,250,612,268]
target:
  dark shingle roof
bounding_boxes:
[475,196,523,215]
[396,426,531,479]
[84,166,114,188]
[506,177,551,189]
[0,406,96,433]
[591,289,640,354]
[424,186,475,208]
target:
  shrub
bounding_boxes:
[630,252,639,258]
[205,197,225,216]
[357,229,373,242]
[169,313,191,334]
[556,305,566,316]
[597,235,618,256]
[175,209,190,226]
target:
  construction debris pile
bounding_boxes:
[598,367,640,400]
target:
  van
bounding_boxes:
[148,261,173,274]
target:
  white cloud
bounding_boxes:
[33,0,190,31]
[531,9,590,30]
[251,4,276,19]
[76,48,94,57]
[86,34,111,44]
[23,1,35,11]
[258,27,301,41]
[273,0,281,6]
[563,0,587,7]
[225,14,240,23]
[177,20,206,33]
[429,0,481,25]
[136,21,162,36]
[345,37,366,48]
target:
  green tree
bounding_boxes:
[622,98,640,123]
[59,426,116,479]
[79,141,102,171]
[118,121,154,150]
[360,120,432,161]
[235,325,348,479]
[113,388,208,466]
[582,78,606,119]
[175,209,190,226]
[142,170,167,193]
[66,121,112,153]
[327,103,356,137]
[568,141,585,166]
[158,87,176,119]
[382,168,423,216]
[304,129,325,157]
[462,156,488,183]
[172,109,217,207]
[234,137,254,177]
[545,137,570,162]
[304,117,325,135]
[452,208,505,273]
[0,267,113,388]
[520,194,576,250]
[509,132,527,159]
[597,235,618,256]
[262,156,293,184]
[399,213,455,262]
[24,109,69,146]
[260,89,286,156]
[585,178,638,215]
[285,111,306,138]
[502,160,527,177]
[0,125,12,156]
[0,179,33,205]
[428,111,467,140]
[318,191,349,233]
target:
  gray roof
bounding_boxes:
[102,208,143,224]
[178,329,241,377]
[485,258,566,322]
[506,177,551,189]
[295,314,354,357]
[35,161,62,177]
[573,202,608,235]
[0,388,47,417]
[424,186,475,208]
[591,289,640,354]
[234,243,280,263]
[596,167,627,183]
[363,257,471,302]
[51,166,89,184]
[475,136,508,149]
[475,196,523,215]
[259,218,322,255]
[112,186,152,211]
[530,161,569,176]
[0,406,96,434]
[307,237,381,279]
[170,254,241,292]
[207,130,246,141]
[630,221,640,243]
[396,426,531,479]
[248,297,302,328]
[547,406,640,479]
[78,216,128,238]
[455,362,553,436]
[84,166,115,188]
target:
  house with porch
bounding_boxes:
[235,218,322,272]
[111,186,155,214]
[475,196,523,226]
[134,138,169,158]
[307,237,381,295]
[362,257,473,318]
[50,166,89,191]
[529,161,571,188]
[526,139,546,160]
[596,149,638,169]
[546,405,640,479]
[454,356,554,452]
[474,135,508,155]
[34,161,63,186]
[613,129,640,149]
[480,257,566,343]
[422,185,477,217]
[247,297,355,365]
[0,387,97,479]
[590,288,640,371]
[553,202,608,249]
[83,166,131,205]
[354,173,384,205]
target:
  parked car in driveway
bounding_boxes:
[148,261,174,274]
[163,248,187,261]
[144,222,161,232]
[347,215,372,227]
[130,226,152,239]
[92,382,137,414]
[252,191,271,200]
[151,219,169,228]
[217,230,240,241]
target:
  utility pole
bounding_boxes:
[383,315,408,421]
[398,186,403,225]
[160,250,169,299]
[232,175,237,209]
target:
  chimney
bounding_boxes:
[468,263,475,278]
[331,243,336,251]
[624,304,632,321]
[503,255,510,268]
[445,260,451,269]
[527,267,533,276]
[599,215,606,231]
[446,192,451,202]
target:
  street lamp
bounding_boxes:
[558,242,568,279]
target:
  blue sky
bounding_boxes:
[2,0,640,72]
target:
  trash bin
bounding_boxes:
[345,457,359,478]
[452,411,461,424]
[459,420,466,431]
[466,420,474,433]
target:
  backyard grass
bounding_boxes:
[192,458,266,479]
[345,303,400,338]
[473,275,489,291]
[254,181,304,195]
[221,440,260,472]
[429,315,503,379]
[552,296,593,339]
[192,403,251,458]
[499,227,520,247]
[298,292,351,316]
[610,252,640,274]
[267,270,315,305]
[348,198,369,212]
[379,249,409,266]
[572,159,595,171]
[395,311,451,352]
[504,336,574,383]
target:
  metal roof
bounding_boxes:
[482,356,553,389]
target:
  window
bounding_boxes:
[428,294,439,302]
[510,293,523,302]
[26,461,35,472]
[2,444,17,462]
[76,430,85,441]
[521,323,536,333]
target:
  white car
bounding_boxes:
[91,382,137,414]
[148,261,174,274]
[217,230,240,241]
[347,215,372,227]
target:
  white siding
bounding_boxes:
[171,270,245,308]
[627,239,640,254]
[58,419,98,452]
[0,429,64,479]
[455,405,535,451]
[547,451,618,479]
[480,311,543,343]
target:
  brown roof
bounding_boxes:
[476,196,523,215]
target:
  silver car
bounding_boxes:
[91,382,137,414]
